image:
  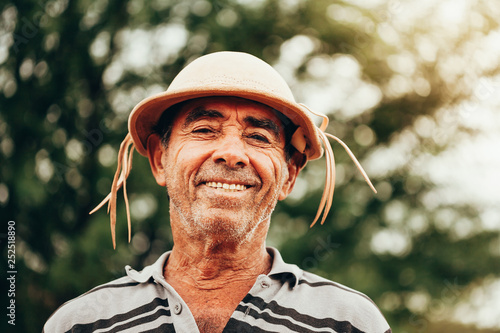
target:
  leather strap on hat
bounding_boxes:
[89,133,134,249]
[299,104,377,227]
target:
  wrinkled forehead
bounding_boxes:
[175,97,285,125]
[170,97,293,139]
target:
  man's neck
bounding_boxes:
[164,239,272,289]
[163,235,273,333]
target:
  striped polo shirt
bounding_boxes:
[44,247,391,332]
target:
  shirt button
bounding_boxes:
[173,303,182,315]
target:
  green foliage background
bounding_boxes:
[1,0,499,332]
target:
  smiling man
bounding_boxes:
[44,52,391,333]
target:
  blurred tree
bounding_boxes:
[1,0,499,332]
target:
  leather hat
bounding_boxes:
[128,51,322,160]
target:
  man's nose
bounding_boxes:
[211,135,249,169]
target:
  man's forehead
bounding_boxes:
[177,97,282,122]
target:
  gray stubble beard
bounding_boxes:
[166,169,287,247]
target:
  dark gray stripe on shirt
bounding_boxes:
[66,297,170,333]
[238,294,365,333]
[297,278,389,325]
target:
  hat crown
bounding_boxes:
[167,52,296,102]
[128,51,322,160]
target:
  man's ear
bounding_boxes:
[147,134,167,186]
[278,152,306,200]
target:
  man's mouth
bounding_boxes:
[205,181,248,192]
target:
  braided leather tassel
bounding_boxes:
[299,104,377,227]
[89,133,135,249]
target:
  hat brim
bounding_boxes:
[129,87,323,160]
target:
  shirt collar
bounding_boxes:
[266,246,302,288]
[125,247,303,288]
[125,251,170,283]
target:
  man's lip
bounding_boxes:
[201,180,254,186]
[203,181,250,191]
[197,178,257,187]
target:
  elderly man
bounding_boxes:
[44,52,391,333]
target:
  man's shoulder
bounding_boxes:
[43,252,173,333]
[297,270,378,305]
[43,275,148,332]
[284,270,391,333]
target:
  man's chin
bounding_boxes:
[189,212,255,242]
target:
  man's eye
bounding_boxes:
[193,127,214,134]
[248,134,270,143]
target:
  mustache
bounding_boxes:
[194,162,261,186]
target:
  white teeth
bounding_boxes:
[205,182,247,191]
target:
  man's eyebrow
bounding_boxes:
[244,116,282,142]
[183,107,224,127]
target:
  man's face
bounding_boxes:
[152,97,297,244]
